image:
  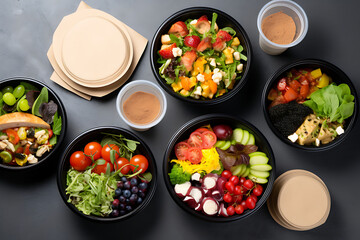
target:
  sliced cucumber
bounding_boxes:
[249,155,269,165]
[248,174,268,184]
[241,167,250,177]
[237,164,247,176]
[250,169,270,178]
[248,151,267,158]
[250,164,272,171]
[247,134,255,145]
[232,128,244,143]
[240,130,250,145]
[215,140,226,148]
[231,165,243,176]
[219,141,231,150]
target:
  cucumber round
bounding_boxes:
[237,164,247,176]
[248,151,267,158]
[240,130,250,145]
[219,141,231,150]
[241,167,250,177]
[215,140,226,148]
[232,128,244,143]
[250,164,272,171]
[248,174,268,184]
[247,134,255,145]
[230,165,243,176]
[250,169,270,178]
[249,155,269,165]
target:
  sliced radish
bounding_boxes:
[191,172,201,182]
[202,176,218,191]
[183,196,198,208]
[186,186,204,203]
[174,181,191,198]
[216,176,227,195]
[195,202,202,211]
[211,190,223,202]
[219,203,228,217]
[201,197,219,216]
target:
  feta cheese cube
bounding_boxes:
[193,86,202,96]
[213,68,220,74]
[172,47,182,57]
[336,126,345,135]
[212,72,223,85]
[190,19,197,25]
[161,34,171,44]
[233,51,240,61]
[209,58,216,67]
[288,133,299,142]
[237,63,243,71]
[197,74,205,82]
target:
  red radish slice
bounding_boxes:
[186,186,204,203]
[183,196,198,208]
[202,173,218,191]
[211,190,223,202]
[219,203,228,217]
[175,141,190,160]
[201,197,219,216]
[216,176,227,195]
[174,181,191,198]
[191,172,201,182]
[195,202,202,211]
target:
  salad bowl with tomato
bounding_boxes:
[262,59,358,151]
[163,114,275,222]
[0,77,66,171]
[150,7,252,105]
[57,126,157,222]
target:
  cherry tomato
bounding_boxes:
[92,160,114,175]
[101,144,120,162]
[223,193,233,203]
[226,206,235,216]
[5,129,20,145]
[70,151,92,171]
[234,185,242,195]
[225,181,235,193]
[235,204,244,215]
[289,80,301,91]
[187,132,204,148]
[221,170,232,179]
[239,177,246,185]
[283,86,299,102]
[243,179,254,190]
[187,147,202,164]
[15,147,24,154]
[130,155,149,173]
[194,127,209,134]
[24,144,31,155]
[48,129,53,139]
[201,131,217,149]
[84,142,102,160]
[234,195,243,203]
[277,78,287,91]
[174,141,190,160]
[240,200,248,210]
[249,194,258,203]
[114,157,131,174]
[229,175,239,185]
[246,196,256,209]
[299,84,309,99]
[253,185,263,196]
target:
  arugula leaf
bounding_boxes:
[221,27,236,36]
[169,34,183,47]
[210,12,218,33]
[49,135,57,146]
[52,111,62,135]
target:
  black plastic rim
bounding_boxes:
[0,77,67,171]
[150,6,252,105]
[56,126,157,222]
[163,114,275,222]
[262,58,358,152]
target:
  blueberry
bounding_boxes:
[119,203,125,210]
[119,196,126,203]
[138,191,146,198]
[125,198,130,204]
[130,193,138,203]
[121,176,128,182]
[137,197,143,205]
[115,188,122,197]
[131,186,138,194]
[130,177,138,186]
[138,182,148,190]
[123,189,131,198]
[124,181,131,189]
[125,205,132,212]
[119,210,126,215]
[117,181,124,189]
[111,209,119,217]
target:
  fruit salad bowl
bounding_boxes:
[150,7,252,105]
[57,126,157,222]
[262,59,358,151]
[0,77,67,171]
[163,114,275,222]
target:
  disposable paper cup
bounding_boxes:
[257,0,308,55]
[116,80,167,131]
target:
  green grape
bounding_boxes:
[3,92,16,106]
[13,85,25,98]
[2,86,13,94]
[19,99,30,111]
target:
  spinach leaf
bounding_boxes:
[52,111,62,135]
[49,135,57,146]
[32,87,48,117]
[169,34,183,47]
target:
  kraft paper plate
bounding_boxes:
[52,8,133,88]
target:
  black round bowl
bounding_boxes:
[57,126,157,222]
[150,7,252,105]
[0,77,67,170]
[262,59,358,151]
[163,114,275,222]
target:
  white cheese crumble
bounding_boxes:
[161,34,171,44]
[212,72,223,85]
[27,154,38,164]
[233,51,240,61]
[209,58,216,67]
[336,126,344,135]
[172,47,182,57]
[190,19,197,25]
[237,63,243,71]
[288,133,299,142]
[315,138,320,147]
[213,68,220,74]
[196,74,205,82]
[193,86,202,97]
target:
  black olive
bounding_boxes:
[29,143,38,154]
[15,153,26,160]
[27,128,35,138]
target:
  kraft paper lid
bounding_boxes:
[52,8,133,88]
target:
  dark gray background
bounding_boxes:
[0,0,359,239]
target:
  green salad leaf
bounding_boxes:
[20,82,39,91]
[32,87,48,116]
[303,83,355,123]
[52,111,62,135]
[169,164,191,185]
[221,27,236,36]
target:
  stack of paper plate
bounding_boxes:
[267,169,331,231]
[50,8,133,92]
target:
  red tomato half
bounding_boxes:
[201,131,217,149]
[299,84,309,99]
[187,132,204,148]
[175,141,190,160]
[84,142,102,160]
[194,128,209,134]
[283,87,299,102]
[114,157,131,174]
[187,147,202,164]
[5,129,19,145]
[92,160,114,175]
[130,155,149,173]
[289,80,301,91]
[101,144,120,162]
[70,151,92,171]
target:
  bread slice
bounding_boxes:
[0,112,50,131]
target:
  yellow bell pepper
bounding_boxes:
[15,153,27,166]
[311,68,322,79]
[189,77,197,89]
[317,73,330,88]
[223,47,234,64]
[171,81,182,92]
[231,37,240,47]
[17,127,27,140]
[201,84,211,98]
[191,57,207,76]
